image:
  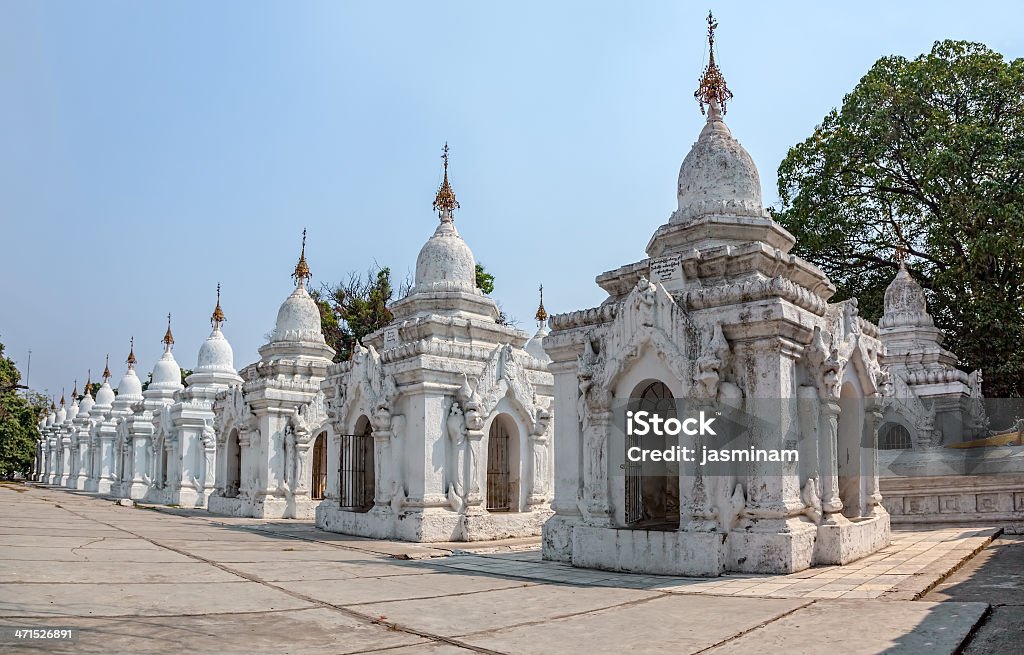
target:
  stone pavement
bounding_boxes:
[0,484,994,654]
[925,535,1024,654]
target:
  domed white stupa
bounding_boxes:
[78,371,95,416]
[187,284,244,388]
[143,314,184,410]
[255,232,334,363]
[390,145,499,322]
[112,339,144,411]
[93,355,116,413]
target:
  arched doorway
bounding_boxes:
[626,380,680,529]
[339,416,374,512]
[486,414,520,512]
[311,431,327,500]
[225,428,241,497]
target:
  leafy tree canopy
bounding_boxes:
[775,40,1024,397]
[0,340,47,478]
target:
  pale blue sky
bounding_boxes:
[2,1,1022,398]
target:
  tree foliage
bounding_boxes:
[475,263,495,295]
[0,340,46,478]
[775,40,1024,396]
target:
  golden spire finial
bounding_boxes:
[127,337,136,369]
[292,229,311,285]
[72,379,78,399]
[60,388,65,407]
[162,313,174,350]
[894,244,909,268]
[211,283,226,328]
[102,355,111,382]
[86,369,92,395]
[432,143,460,218]
[535,284,548,325]
[50,397,56,411]
[694,11,733,117]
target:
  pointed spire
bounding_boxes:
[60,389,65,407]
[292,229,311,287]
[50,397,56,411]
[102,356,111,382]
[895,243,909,269]
[211,283,226,328]
[86,369,92,397]
[162,313,174,351]
[694,11,733,117]
[535,284,548,325]
[126,337,136,369]
[432,142,460,220]
[72,379,78,399]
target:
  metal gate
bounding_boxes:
[486,421,512,512]
[625,381,677,525]
[624,425,644,524]
[311,433,327,500]
[338,432,374,512]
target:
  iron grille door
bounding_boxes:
[338,433,374,512]
[486,426,512,511]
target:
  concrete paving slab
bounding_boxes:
[356,584,659,637]
[703,599,988,655]
[277,572,536,607]
[0,581,313,617]
[0,607,426,654]
[458,594,809,654]
[0,561,240,584]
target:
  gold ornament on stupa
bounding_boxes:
[694,11,733,116]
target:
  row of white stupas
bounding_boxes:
[31,14,985,574]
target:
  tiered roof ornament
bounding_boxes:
[127,338,136,370]
[292,229,311,288]
[535,284,548,326]
[102,355,111,382]
[162,313,175,351]
[694,11,733,118]
[211,283,225,329]
[432,142,460,221]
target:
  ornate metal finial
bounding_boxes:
[72,379,78,399]
[211,283,226,327]
[535,284,548,325]
[432,142,460,218]
[694,11,733,116]
[60,389,65,407]
[162,313,174,349]
[102,355,111,382]
[292,229,311,285]
[127,337,136,369]
[894,244,909,267]
[86,369,92,394]
[50,397,56,411]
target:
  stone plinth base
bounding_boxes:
[882,473,1024,524]
[207,492,316,519]
[316,503,552,543]
[462,508,552,541]
[726,519,818,574]
[814,512,891,565]
[568,525,729,577]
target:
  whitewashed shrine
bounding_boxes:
[541,17,890,575]
[316,148,554,542]
[209,236,334,519]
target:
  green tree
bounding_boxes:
[0,340,46,478]
[475,262,495,295]
[314,266,409,362]
[775,40,1024,397]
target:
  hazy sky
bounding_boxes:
[2,1,1022,398]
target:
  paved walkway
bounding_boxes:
[0,484,994,654]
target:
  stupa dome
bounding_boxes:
[95,382,115,408]
[271,285,325,343]
[414,218,477,293]
[674,108,763,223]
[197,326,237,372]
[880,263,933,329]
